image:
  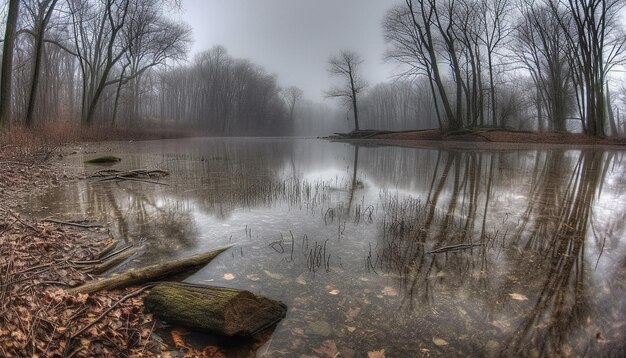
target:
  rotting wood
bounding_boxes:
[144,282,287,336]
[67,246,232,294]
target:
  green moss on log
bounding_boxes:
[145,282,287,336]
[85,156,121,164]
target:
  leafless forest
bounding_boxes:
[1,0,626,137]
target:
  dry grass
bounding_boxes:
[0,121,205,150]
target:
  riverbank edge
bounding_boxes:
[328,129,626,150]
[0,142,178,357]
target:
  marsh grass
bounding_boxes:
[0,122,204,151]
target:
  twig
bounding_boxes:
[9,213,41,234]
[428,243,483,254]
[70,284,155,339]
[42,218,104,229]
[102,176,169,186]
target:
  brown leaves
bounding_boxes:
[313,340,339,357]
[0,217,156,357]
[368,349,386,358]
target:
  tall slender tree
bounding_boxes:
[24,0,59,127]
[0,0,20,129]
[326,50,367,132]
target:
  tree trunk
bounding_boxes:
[144,282,287,336]
[25,0,58,127]
[0,0,20,129]
[67,246,231,294]
[349,74,360,131]
[606,84,617,136]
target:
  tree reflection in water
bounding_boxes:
[26,139,626,356]
[372,148,626,356]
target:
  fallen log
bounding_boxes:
[144,282,287,336]
[89,247,137,274]
[96,239,120,259]
[67,246,232,294]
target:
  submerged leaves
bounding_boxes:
[508,293,529,301]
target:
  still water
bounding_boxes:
[27,138,626,357]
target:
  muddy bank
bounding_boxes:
[0,145,164,356]
[329,129,626,149]
[1,142,278,357]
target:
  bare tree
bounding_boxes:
[326,50,367,132]
[23,0,59,126]
[68,0,131,125]
[0,0,20,129]
[383,4,444,128]
[282,86,303,121]
[549,0,626,137]
[112,0,191,125]
[514,1,573,132]
[480,0,512,127]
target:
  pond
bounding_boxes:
[26,138,626,357]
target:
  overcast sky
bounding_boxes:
[178,0,397,102]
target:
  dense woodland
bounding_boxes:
[1,0,626,137]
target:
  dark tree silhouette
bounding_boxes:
[326,50,367,132]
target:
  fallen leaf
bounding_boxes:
[223,273,235,280]
[433,337,448,346]
[263,270,284,280]
[345,307,360,321]
[368,349,386,358]
[313,340,338,357]
[382,286,398,296]
[202,345,226,358]
[296,274,307,285]
[508,293,528,301]
[76,293,89,304]
[171,329,189,349]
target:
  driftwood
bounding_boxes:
[89,169,170,185]
[89,247,137,274]
[428,243,483,254]
[144,282,287,336]
[96,239,120,259]
[42,218,104,229]
[67,246,231,294]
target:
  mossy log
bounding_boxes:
[67,246,231,294]
[145,282,287,336]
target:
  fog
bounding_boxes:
[1,0,624,136]
[178,0,395,103]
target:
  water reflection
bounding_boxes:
[28,139,626,356]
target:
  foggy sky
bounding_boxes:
[179,0,397,102]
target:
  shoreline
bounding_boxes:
[0,143,167,357]
[328,129,626,150]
